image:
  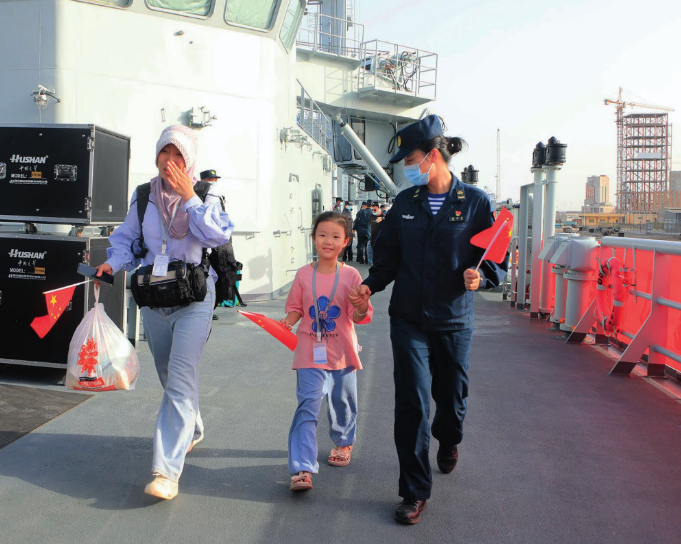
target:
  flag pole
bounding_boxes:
[475,219,509,271]
[43,280,88,295]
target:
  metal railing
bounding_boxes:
[569,237,681,377]
[296,12,364,59]
[296,81,333,153]
[358,39,437,99]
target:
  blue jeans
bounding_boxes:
[390,316,473,501]
[141,278,215,482]
[288,367,357,475]
[367,240,374,264]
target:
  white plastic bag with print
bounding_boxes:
[65,284,140,391]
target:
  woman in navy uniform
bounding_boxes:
[356,115,507,524]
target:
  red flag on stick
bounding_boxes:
[238,310,298,351]
[31,284,79,339]
[470,207,514,266]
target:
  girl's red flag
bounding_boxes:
[237,310,298,351]
[470,207,514,264]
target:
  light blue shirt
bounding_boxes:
[106,188,234,274]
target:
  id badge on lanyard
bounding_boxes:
[152,202,180,277]
[313,342,328,365]
[312,261,340,365]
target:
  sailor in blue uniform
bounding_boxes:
[357,115,508,525]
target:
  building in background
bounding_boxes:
[580,212,625,229]
[655,171,681,227]
[672,171,681,193]
[582,175,614,213]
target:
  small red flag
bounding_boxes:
[31,285,77,339]
[238,310,298,351]
[470,207,514,264]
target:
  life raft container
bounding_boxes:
[595,256,626,334]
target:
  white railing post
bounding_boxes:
[517,183,533,310]
[506,237,518,306]
[415,48,421,97]
[529,166,545,318]
[540,165,560,313]
[313,12,318,52]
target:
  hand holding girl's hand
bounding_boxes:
[349,285,371,308]
[165,161,196,202]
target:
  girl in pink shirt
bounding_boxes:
[280,211,372,492]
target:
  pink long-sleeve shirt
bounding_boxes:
[285,263,372,371]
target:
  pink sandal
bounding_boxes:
[290,471,313,491]
[328,445,353,467]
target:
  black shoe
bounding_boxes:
[437,444,458,474]
[212,315,219,321]
[394,500,427,525]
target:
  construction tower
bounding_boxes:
[604,88,674,214]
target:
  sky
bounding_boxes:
[357,0,680,210]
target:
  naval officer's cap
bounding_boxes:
[389,114,443,163]
[200,169,221,180]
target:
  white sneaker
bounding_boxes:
[144,475,178,500]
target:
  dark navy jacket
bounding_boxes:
[363,175,508,330]
[353,207,372,238]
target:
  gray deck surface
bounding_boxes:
[0,384,91,449]
[1,263,681,544]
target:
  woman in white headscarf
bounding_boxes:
[96,125,233,500]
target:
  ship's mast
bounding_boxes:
[495,128,501,202]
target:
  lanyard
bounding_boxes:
[312,261,340,342]
[158,202,181,256]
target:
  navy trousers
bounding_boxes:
[390,316,474,501]
[356,234,369,264]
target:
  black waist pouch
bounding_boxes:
[131,261,207,309]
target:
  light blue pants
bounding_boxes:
[288,367,358,475]
[367,241,374,264]
[141,278,215,482]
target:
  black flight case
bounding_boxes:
[0,233,126,368]
[0,124,130,225]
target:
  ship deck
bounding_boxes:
[2,263,681,543]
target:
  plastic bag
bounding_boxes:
[65,284,140,391]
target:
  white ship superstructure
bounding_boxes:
[0,0,437,298]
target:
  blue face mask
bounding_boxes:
[403,152,432,186]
